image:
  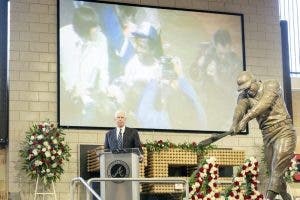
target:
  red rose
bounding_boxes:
[214,193,220,198]
[206,187,212,193]
[199,167,204,172]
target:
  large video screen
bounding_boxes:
[58,0,245,132]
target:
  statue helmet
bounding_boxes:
[237,71,255,91]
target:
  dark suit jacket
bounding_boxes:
[104,127,143,154]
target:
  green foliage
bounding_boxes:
[144,139,215,154]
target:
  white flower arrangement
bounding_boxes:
[189,157,223,200]
[225,157,264,200]
[19,120,71,185]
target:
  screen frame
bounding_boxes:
[57,0,247,134]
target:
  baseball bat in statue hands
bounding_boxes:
[198,131,233,146]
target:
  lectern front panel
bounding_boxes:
[100,151,140,200]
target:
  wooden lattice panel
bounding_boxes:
[142,183,183,193]
[139,148,147,178]
[145,149,197,193]
[0,191,8,200]
[145,148,245,193]
[218,177,233,191]
[203,149,245,166]
[87,145,104,172]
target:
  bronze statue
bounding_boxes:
[230,71,296,200]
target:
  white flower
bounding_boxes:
[51,156,55,160]
[34,160,42,166]
[53,139,58,144]
[61,141,65,145]
[45,151,51,158]
[57,150,62,156]
[30,136,35,140]
[42,148,46,152]
[47,173,54,177]
[211,166,218,172]
[43,141,49,146]
[52,150,56,154]
[32,149,38,156]
[52,163,57,168]
[37,145,41,149]
[37,135,44,140]
[194,182,200,187]
[46,169,50,173]
[51,136,54,140]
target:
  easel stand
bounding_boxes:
[34,175,57,200]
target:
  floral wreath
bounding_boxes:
[224,157,263,200]
[19,120,71,185]
[189,157,222,200]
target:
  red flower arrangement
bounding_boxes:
[19,120,71,185]
[189,157,222,200]
[224,157,263,200]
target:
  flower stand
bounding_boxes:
[34,175,57,200]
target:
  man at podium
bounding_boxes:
[104,110,144,162]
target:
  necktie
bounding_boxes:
[117,129,123,149]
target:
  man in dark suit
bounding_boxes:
[104,111,144,161]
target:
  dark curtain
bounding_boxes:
[0,0,8,147]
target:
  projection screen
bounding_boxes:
[58,0,245,132]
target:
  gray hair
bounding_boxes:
[114,110,126,118]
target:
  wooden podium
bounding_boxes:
[100,148,140,200]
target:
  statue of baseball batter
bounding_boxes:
[230,71,296,200]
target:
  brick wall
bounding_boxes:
[8,0,283,199]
